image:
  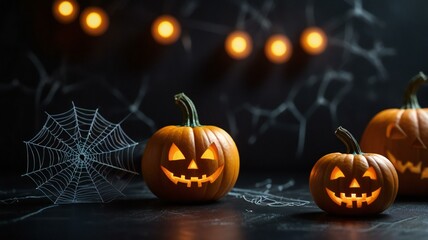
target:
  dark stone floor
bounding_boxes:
[0,173,427,240]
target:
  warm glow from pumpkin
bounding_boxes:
[169,143,186,161]
[80,7,109,36]
[152,15,181,45]
[326,188,381,208]
[330,166,345,180]
[187,160,198,169]
[162,143,223,187]
[225,31,252,60]
[265,34,292,64]
[363,167,377,180]
[201,148,215,160]
[349,179,360,188]
[161,165,224,188]
[327,165,381,208]
[300,27,327,55]
[201,144,217,160]
[52,0,79,23]
[386,150,428,179]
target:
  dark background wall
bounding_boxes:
[1,0,428,182]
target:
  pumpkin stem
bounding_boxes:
[335,126,362,155]
[174,93,201,127]
[402,72,427,109]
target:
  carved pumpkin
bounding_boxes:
[360,72,428,195]
[141,93,240,202]
[310,127,398,215]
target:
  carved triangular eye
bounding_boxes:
[363,167,377,180]
[201,143,218,160]
[412,137,427,149]
[169,143,186,161]
[386,123,407,139]
[330,166,345,180]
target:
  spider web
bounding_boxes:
[23,103,138,204]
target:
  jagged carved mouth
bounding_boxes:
[161,165,224,187]
[386,151,428,179]
[326,188,381,208]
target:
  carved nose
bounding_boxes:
[187,160,198,169]
[349,178,360,188]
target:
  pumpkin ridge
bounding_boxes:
[311,153,341,203]
[198,127,220,198]
[206,126,234,198]
[368,154,396,210]
[417,108,428,142]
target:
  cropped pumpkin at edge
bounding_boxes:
[360,72,428,196]
[141,93,240,202]
[309,127,398,216]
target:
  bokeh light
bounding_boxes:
[300,27,328,55]
[225,31,252,60]
[265,34,292,64]
[152,15,181,45]
[80,7,109,36]
[52,0,79,24]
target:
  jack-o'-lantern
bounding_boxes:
[360,72,428,195]
[310,127,398,215]
[141,93,240,202]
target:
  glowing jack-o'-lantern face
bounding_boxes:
[385,121,428,179]
[310,127,398,215]
[360,73,428,195]
[161,143,224,188]
[326,166,381,208]
[141,93,240,202]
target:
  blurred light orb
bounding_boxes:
[86,12,102,29]
[158,21,174,38]
[59,1,73,16]
[225,31,252,60]
[152,15,181,45]
[53,0,79,23]
[300,27,327,55]
[231,37,247,53]
[80,7,109,36]
[265,34,292,64]
[271,40,286,56]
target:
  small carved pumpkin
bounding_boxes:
[360,72,428,195]
[310,127,398,215]
[141,93,240,202]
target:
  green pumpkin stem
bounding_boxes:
[174,93,201,127]
[402,72,427,109]
[335,126,362,155]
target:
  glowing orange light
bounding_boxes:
[264,34,292,64]
[59,1,73,16]
[86,13,102,29]
[300,27,328,55]
[225,31,252,60]
[80,7,109,36]
[52,0,79,24]
[152,15,181,45]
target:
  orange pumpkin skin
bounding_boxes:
[141,93,239,202]
[360,72,428,195]
[310,127,398,215]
